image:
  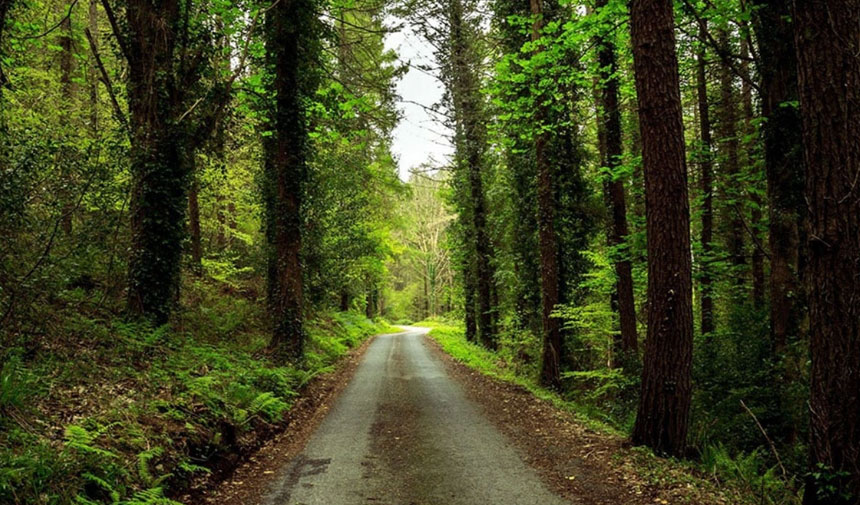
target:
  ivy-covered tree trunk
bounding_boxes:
[629,0,693,457]
[695,20,715,338]
[594,0,637,365]
[751,0,803,353]
[793,1,860,502]
[448,0,496,348]
[263,0,317,360]
[529,0,561,390]
[125,0,190,324]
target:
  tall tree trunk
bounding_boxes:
[594,0,637,366]
[751,0,803,353]
[448,0,496,348]
[793,2,860,502]
[188,172,202,276]
[59,0,74,235]
[530,0,562,390]
[125,0,189,325]
[716,29,744,284]
[696,20,715,337]
[88,0,98,134]
[741,34,764,309]
[629,0,694,457]
[463,251,478,342]
[263,0,314,359]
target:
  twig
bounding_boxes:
[740,399,787,480]
[17,0,80,40]
[100,0,129,62]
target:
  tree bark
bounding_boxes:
[188,172,202,276]
[751,0,803,353]
[594,0,637,366]
[263,0,313,359]
[716,29,744,284]
[463,250,478,342]
[793,2,860,502]
[530,0,562,390]
[59,0,75,235]
[696,20,715,337]
[741,34,764,310]
[88,0,98,134]
[629,0,694,457]
[125,0,190,324]
[448,0,496,348]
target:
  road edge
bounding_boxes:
[182,329,396,505]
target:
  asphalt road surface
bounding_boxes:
[263,326,569,505]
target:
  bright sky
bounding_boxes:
[385,15,453,180]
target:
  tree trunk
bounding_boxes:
[716,29,744,285]
[463,251,478,342]
[88,0,98,135]
[448,0,496,348]
[594,0,637,366]
[188,172,203,276]
[629,0,694,458]
[751,0,803,353]
[59,0,74,235]
[530,0,562,390]
[125,0,190,325]
[263,0,313,359]
[696,20,715,337]
[793,2,860,502]
[741,34,764,310]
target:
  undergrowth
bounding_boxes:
[0,279,396,505]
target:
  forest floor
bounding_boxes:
[196,327,749,505]
[0,279,399,505]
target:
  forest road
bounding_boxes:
[262,326,570,505]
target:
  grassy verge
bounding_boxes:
[414,319,801,505]
[413,318,622,435]
[0,281,397,505]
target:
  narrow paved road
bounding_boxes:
[263,327,569,505]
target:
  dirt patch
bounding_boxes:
[181,334,380,505]
[423,336,732,505]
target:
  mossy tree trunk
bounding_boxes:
[125,0,192,325]
[263,0,318,359]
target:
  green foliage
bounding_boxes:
[0,299,394,504]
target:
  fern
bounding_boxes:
[178,460,211,475]
[64,425,118,459]
[119,487,184,505]
[81,472,120,503]
[136,447,164,486]
[248,392,289,422]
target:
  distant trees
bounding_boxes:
[628,0,693,457]
[793,1,860,502]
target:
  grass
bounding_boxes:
[0,279,397,505]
